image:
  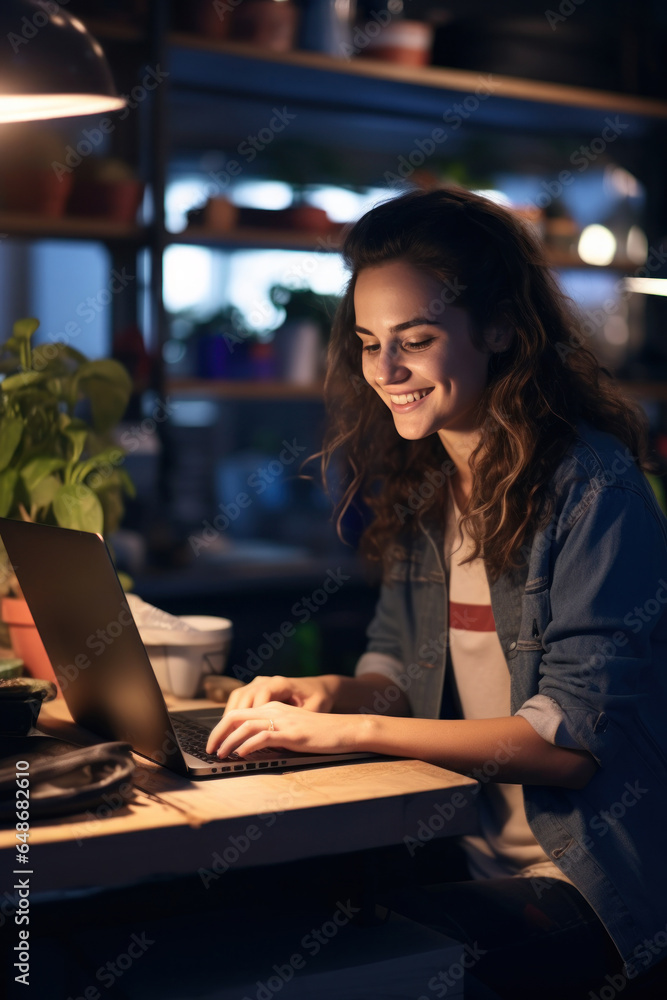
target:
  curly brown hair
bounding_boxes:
[321,186,651,581]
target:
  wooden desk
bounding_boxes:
[1,698,482,999]
[0,696,480,894]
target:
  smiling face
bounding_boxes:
[354,260,492,442]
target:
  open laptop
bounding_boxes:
[0,517,375,778]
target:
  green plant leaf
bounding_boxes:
[63,425,88,464]
[32,343,88,372]
[80,379,131,433]
[30,474,61,513]
[0,416,23,471]
[20,456,66,494]
[52,483,104,533]
[0,468,18,517]
[76,359,133,390]
[117,467,136,498]
[12,318,39,341]
[1,370,49,393]
[73,446,124,486]
[97,486,125,534]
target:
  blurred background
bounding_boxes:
[1,0,666,679]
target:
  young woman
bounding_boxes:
[207,187,667,998]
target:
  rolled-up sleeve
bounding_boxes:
[515,693,583,749]
[514,483,667,766]
[354,650,405,685]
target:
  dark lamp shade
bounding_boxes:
[0,0,126,123]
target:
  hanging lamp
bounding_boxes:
[0,0,126,123]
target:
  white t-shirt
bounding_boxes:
[444,490,573,885]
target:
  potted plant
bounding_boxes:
[0,318,135,686]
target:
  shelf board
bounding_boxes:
[0,214,640,272]
[169,34,667,126]
[171,228,639,272]
[167,378,324,400]
[171,226,341,252]
[0,213,148,244]
[545,249,638,272]
[84,18,145,43]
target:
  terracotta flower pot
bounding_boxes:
[67,179,145,224]
[1,596,60,693]
[0,167,73,217]
[229,0,299,53]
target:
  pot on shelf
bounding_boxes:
[1,596,60,693]
[0,167,73,217]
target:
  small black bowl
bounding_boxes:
[0,678,58,737]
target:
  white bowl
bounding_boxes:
[143,615,233,699]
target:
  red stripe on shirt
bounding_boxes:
[449,601,496,631]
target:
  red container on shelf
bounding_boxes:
[67,179,145,224]
[0,167,73,217]
[362,20,434,67]
[229,0,300,53]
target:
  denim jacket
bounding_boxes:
[355,421,667,978]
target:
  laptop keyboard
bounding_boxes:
[171,716,284,763]
[171,717,223,762]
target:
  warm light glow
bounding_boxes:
[0,94,126,123]
[578,225,617,266]
[602,316,629,346]
[604,165,641,199]
[626,225,648,265]
[624,278,667,297]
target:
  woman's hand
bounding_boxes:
[223,674,338,714]
[205,701,368,759]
